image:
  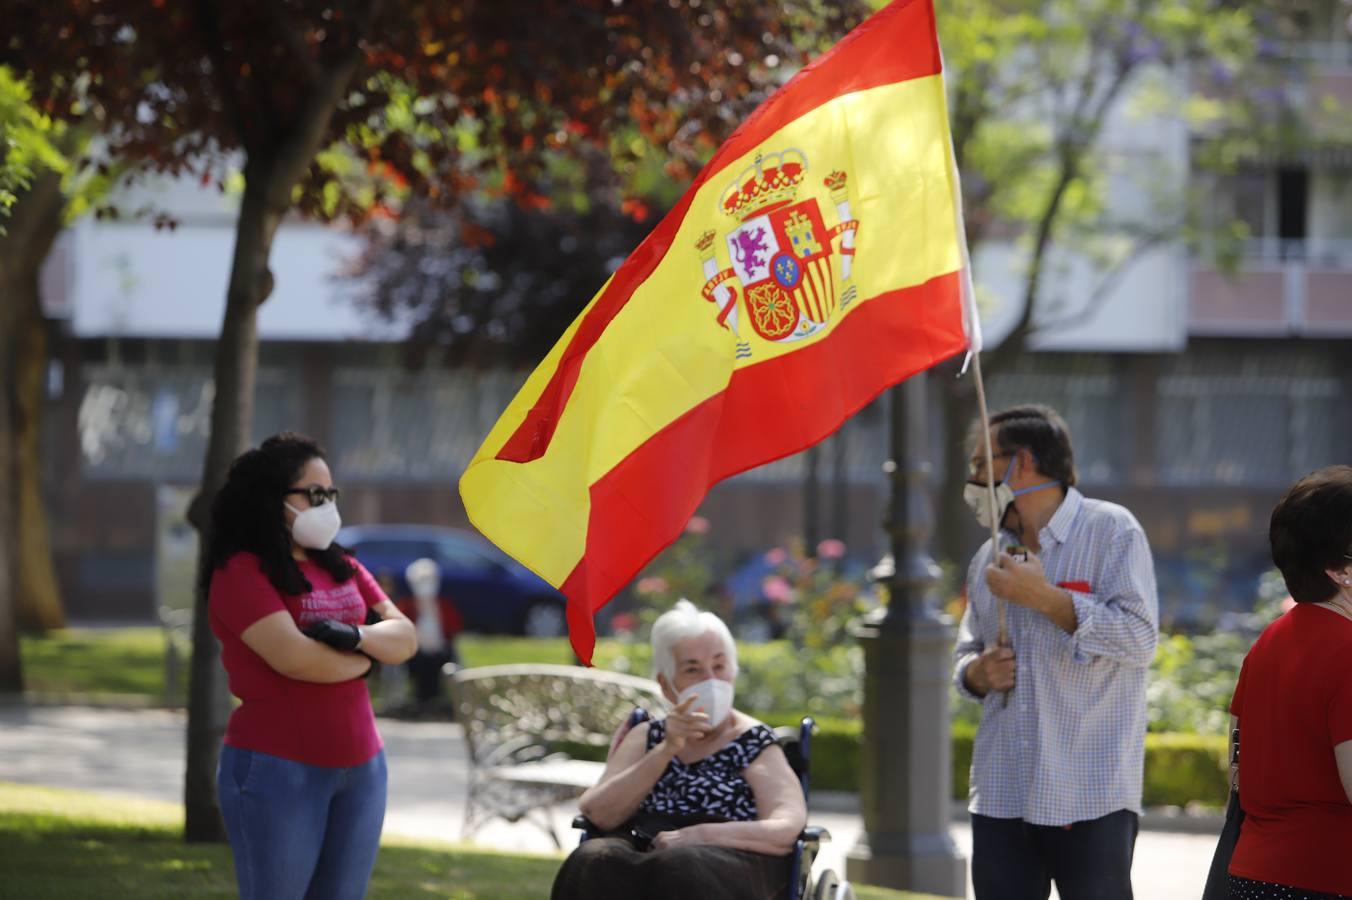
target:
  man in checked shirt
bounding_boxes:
[954,405,1159,900]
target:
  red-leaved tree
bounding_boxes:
[3,0,866,840]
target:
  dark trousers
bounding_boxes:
[972,810,1138,900]
[406,647,457,703]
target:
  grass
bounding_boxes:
[17,627,826,704]
[17,629,580,702]
[18,629,661,702]
[0,783,934,900]
[20,627,171,700]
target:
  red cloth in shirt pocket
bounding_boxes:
[1058,581,1092,594]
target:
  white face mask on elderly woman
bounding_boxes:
[677,678,735,728]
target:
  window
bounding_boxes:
[987,366,1124,485]
[78,366,296,481]
[437,539,502,574]
[1156,373,1342,486]
[330,369,525,481]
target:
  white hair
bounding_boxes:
[650,599,738,682]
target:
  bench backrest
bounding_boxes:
[449,664,667,767]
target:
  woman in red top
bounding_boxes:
[1229,465,1352,899]
[206,433,417,900]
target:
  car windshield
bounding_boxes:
[438,539,503,573]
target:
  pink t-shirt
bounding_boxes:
[208,551,387,768]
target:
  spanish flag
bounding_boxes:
[461,0,978,663]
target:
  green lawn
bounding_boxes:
[0,783,936,900]
[20,627,171,700]
[18,628,784,701]
[18,629,584,702]
[18,629,661,702]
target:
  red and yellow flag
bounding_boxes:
[461,0,978,663]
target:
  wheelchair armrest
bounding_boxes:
[800,824,831,845]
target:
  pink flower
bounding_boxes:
[610,613,637,634]
[685,516,710,535]
[817,538,846,560]
[764,547,789,567]
[762,575,795,605]
[636,576,669,596]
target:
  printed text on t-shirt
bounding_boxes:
[297,584,364,626]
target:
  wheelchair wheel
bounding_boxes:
[811,871,856,900]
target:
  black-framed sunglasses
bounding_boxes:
[286,486,341,506]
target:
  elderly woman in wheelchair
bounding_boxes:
[552,599,845,900]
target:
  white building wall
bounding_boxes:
[53,175,402,342]
[970,66,1192,353]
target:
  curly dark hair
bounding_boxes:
[1269,465,1352,604]
[201,432,354,596]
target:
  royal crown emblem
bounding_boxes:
[696,149,860,353]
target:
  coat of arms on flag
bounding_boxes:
[696,150,860,355]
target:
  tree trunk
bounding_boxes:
[0,302,22,693]
[182,158,280,843]
[0,168,67,691]
[14,214,67,633]
[181,42,367,842]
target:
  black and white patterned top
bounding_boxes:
[638,719,778,822]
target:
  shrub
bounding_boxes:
[560,717,1228,808]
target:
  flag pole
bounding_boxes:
[969,351,1005,645]
[969,350,1012,709]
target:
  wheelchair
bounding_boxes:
[572,709,855,900]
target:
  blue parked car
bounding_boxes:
[337,524,568,637]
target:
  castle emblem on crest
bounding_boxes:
[695,149,860,355]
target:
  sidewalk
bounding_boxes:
[0,705,1220,898]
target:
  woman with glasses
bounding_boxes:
[1227,466,1352,899]
[204,433,417,900]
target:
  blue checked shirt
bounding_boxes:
[953,487,1159,826]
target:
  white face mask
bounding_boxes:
[963,480,1016,531]
[677,678,735,728]
[286,501,342,550]
[963,455,1059,530]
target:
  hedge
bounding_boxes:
[558,718,1228,808]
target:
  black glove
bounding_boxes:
[303,619,362,651]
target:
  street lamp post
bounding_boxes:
[845,372,966,896]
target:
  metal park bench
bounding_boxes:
[447,663,667,847]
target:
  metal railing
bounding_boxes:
[1273,40,1352,69]
[1238,237,1352,268]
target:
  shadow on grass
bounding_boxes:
[0,809,559,900]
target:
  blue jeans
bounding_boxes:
[217,745,387,900]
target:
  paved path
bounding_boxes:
[0,705,1219,898]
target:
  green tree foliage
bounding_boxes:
[0,68,63,228]
[930,0,1316,563]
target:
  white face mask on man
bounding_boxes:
[677,678,735,728]
[963,454,1060,530]
[286,501,342,550]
